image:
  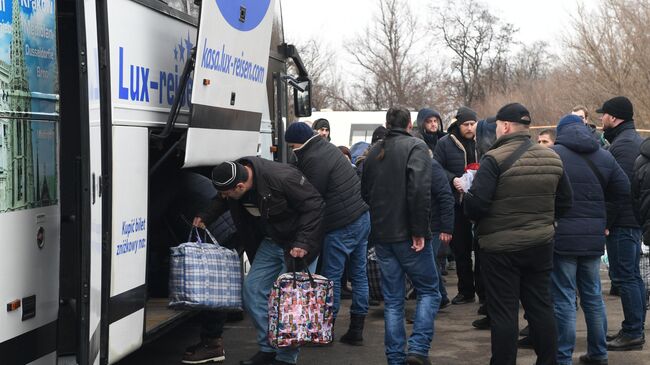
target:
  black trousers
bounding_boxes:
[450,206,483,299]
[201,311,227,339]
[481,243,557,365]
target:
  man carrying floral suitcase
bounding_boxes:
[193,157,323,365]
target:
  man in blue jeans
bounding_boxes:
[284,122,370,345]
[362,106,440,365]
[598,96,647,351]
[551,114,630,365]
[195,157,323,365]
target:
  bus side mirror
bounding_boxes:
[293,78,312,117]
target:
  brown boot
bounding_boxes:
[182,337,225,364]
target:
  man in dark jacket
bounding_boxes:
[413,108,446,152]
[598,96,646,351]
[433,106,481,305]
[284,122,370,346]
[430,159,455,308]
[633,138,650,245]
[361,106,439,365]
[464,103,573,365]
[193,157,323,365]
[551,115,630,365]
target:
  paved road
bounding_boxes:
[117,267,649,365]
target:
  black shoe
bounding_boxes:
[477,304,487,316]
[578,354,608,364]
[439,297,450,309]
[471,317,490,330]
[340,314,365,346]
[607,334,645,351]
[451,293,475,305]
[606,329,623,342]
[517,336,534,349]
[406,354,431,365]
[519,325,530,337]
[240,351,276,365]
[182,338,225,364]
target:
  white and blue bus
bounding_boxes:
[0,1,310,364]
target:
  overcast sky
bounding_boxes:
[281,0,597,56]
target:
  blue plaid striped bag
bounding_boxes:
[169,228,242,311]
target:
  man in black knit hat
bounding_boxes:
[433,106,482,305]
[598,96,647,351]
[312,118,331,141]
[193,157,323,365]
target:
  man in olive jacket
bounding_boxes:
[193,156,323,365]
[361,106,439,365]
[464,103,573,365]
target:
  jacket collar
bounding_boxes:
[387,128,412,138]
[603,120,636,143]
[292,134,321,161]
[490,131,531,150]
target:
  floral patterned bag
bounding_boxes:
[268,266,334,348]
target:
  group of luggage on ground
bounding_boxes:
[175,96,649,365]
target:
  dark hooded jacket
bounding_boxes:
[433,122,477,202]
[198,156,324,265]
[603,120,643,228]
[413,108,446,152]
[552,122,630,256]
[292,135,368,233]
[476,117,497,159]
[632,138,650,244]
[431,159,455,234]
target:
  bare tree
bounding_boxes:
[435,0,516,107]
[297,38,357,111]
[346,0,441,110]
[563,0,650,128]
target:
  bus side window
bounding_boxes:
[162,0,199,18]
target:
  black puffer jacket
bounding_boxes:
[431,159,455,234]
[292,135,368,232]
[198,156,324,265]
[604,121,643,228]
[632,138,650,244]
[433,125,477,202]
[361,128,432,243]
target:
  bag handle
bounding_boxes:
[291,257,316,289]
[187,227,202,243]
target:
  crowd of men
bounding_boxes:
[184,96,648,365]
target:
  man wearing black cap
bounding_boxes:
[193,157,323,365]
[597,96,646,351]
[284,122,370,346]
[464,102,573,365]
[433,106,482,305]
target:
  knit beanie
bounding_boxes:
[455,106,478,124]
[596,96,634,121]
[496,103,531,125]
[285,122,315,144]
[211,161,248,191]
[312,118,331,131]
[556,114,583,133]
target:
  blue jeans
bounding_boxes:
[606,227,646,338]
[321,211,370,318]
[551,255,607,365]
[375,240,441,365]
[430,234,448,302]
[242,239,318,364]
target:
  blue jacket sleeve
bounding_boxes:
[431,160,455,233]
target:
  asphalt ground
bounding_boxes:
[117,266,649,365]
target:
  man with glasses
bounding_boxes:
[433,107,483,306]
